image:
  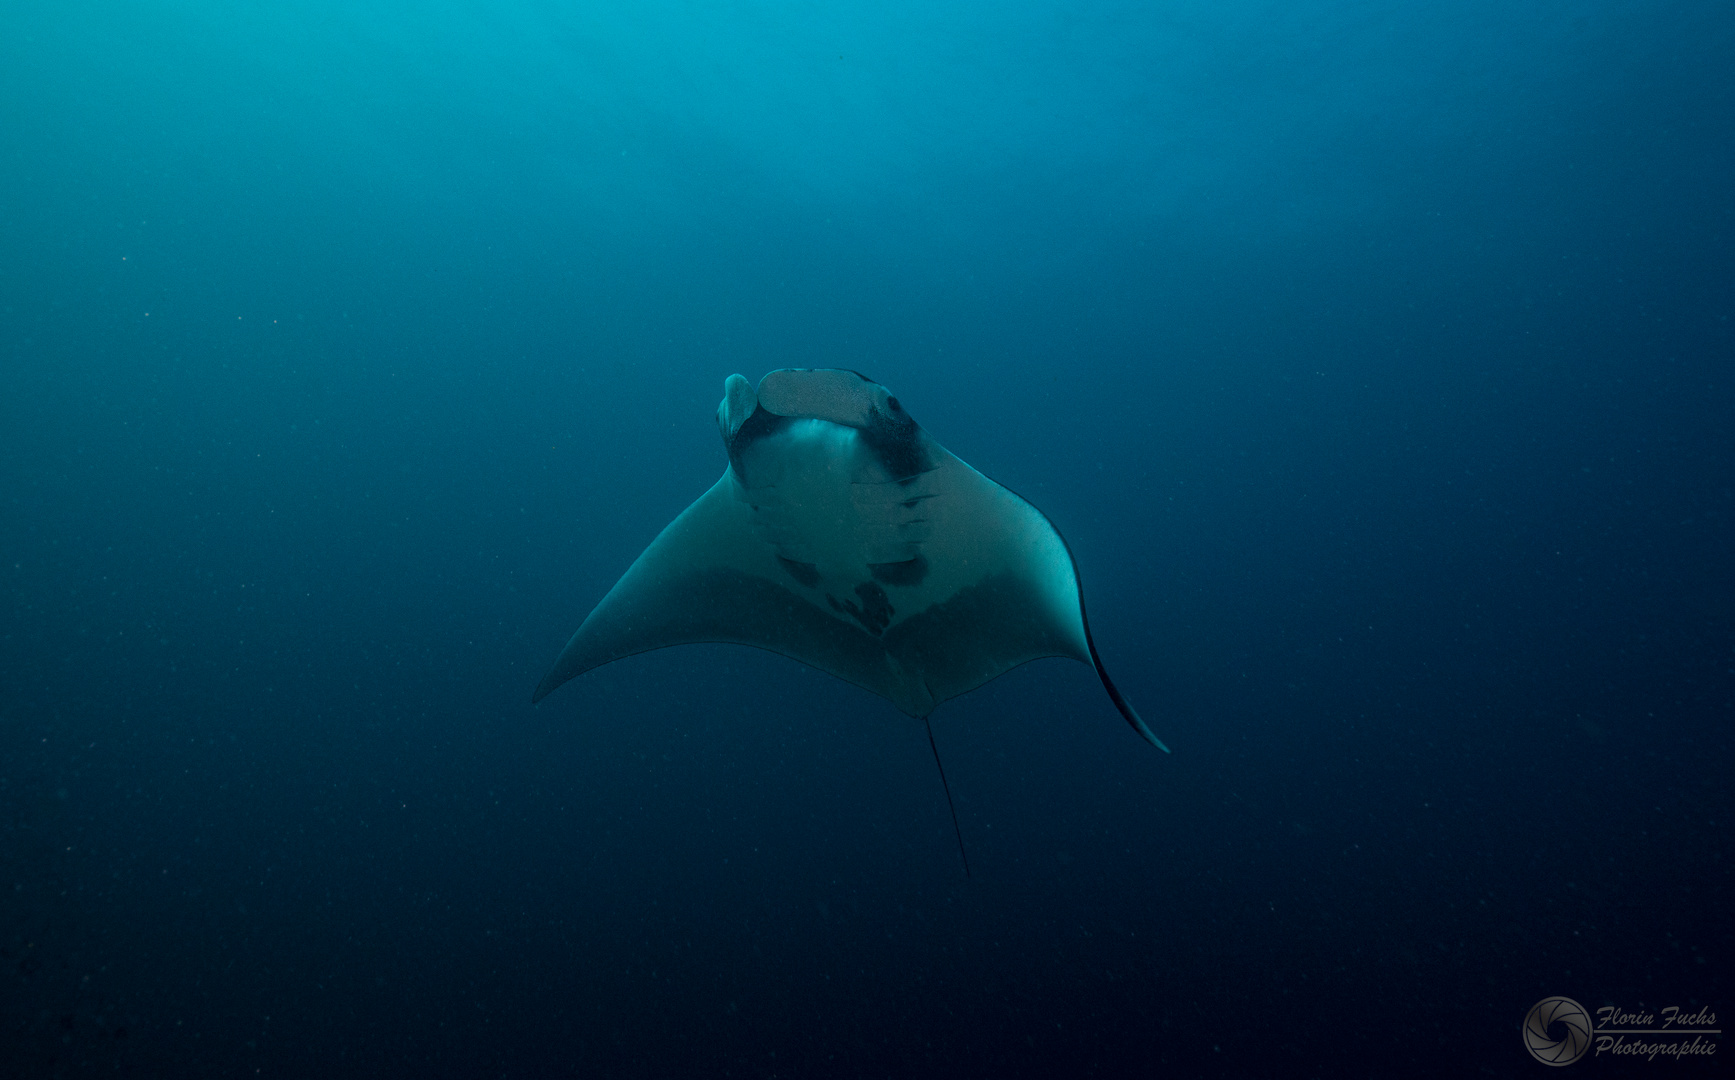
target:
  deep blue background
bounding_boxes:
[2,0,1729,1075]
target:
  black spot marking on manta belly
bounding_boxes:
[777,556,822,588]
[860,404,932,480]
[828,581,894,636]
[869,554,928,587]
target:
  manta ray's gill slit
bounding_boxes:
[868,555,928,586]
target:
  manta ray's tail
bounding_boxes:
[924,717,970,877]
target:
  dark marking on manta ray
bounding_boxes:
[828,581,894,635]
[869,554,928,587]
[858,401,931,480]
[776,555,822,588]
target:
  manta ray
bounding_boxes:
[533,369,1166,865]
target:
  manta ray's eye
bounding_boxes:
[887,397,901,412]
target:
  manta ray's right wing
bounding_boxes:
[531,472,907,707]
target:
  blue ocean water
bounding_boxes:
[1,0,1729,1075]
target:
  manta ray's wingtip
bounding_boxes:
[1121,701,1171,753]
[1083,637,1171,753]
[530,673,561,706]
[1143,723,1173,754]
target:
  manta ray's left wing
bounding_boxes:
[530,471,906,708]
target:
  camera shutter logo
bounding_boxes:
[1524,997,1593,1066]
